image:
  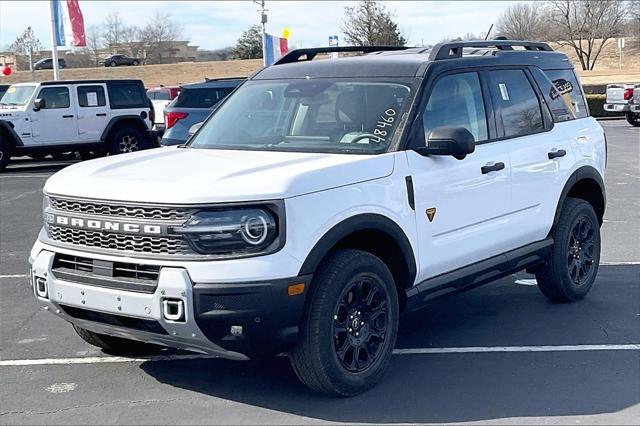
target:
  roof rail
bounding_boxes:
[428,40,553,61]
[274,46,409,65]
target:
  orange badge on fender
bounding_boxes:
[426,208,436,222]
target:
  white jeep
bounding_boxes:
[29,41,606,396]
[0,79,155,170]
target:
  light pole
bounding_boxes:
[253,0,267,67]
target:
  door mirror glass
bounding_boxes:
[414,126,475,160]
[188,122,203,137]
[33,98,45,111]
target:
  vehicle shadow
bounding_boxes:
[141,265,639,423]
[3,157,78,174]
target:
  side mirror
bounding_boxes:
[188,122,203,137]
[33,98,45,111]
[414,126,475,160]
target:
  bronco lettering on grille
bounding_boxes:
[46,213,162,235]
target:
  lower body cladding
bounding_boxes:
[30,250,311,359]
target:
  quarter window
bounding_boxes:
[488,70,544,138]
[108,83,146,109]
[77,86,106,107]
[423,72,488,143]
[37,86,70,109]
[543,69,588,118]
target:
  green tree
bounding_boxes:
[342,0,407,46]
[235,25,263,59]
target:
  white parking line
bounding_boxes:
[1,344,638,367]
[0,274,28,279]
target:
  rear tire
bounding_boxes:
[626,112,640,127]
[109,127,149,155]
[289,249,399,396]
[535,198,601,303]
[0,138,12,171]
[72,325,162,355]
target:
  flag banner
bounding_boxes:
[52,0,86,47]
[264,33,288,66]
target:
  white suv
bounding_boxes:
[0,79,155,170]
[29,41,606,396]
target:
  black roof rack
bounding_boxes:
[274,46,409,65]
[428,40,553,61]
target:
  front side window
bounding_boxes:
[488,70,544,138]
[37,86,70,109]
[0,85,36,106]
[422,72,488,143]
[544,69,588,118]
[190,79,416,154]
[77,86,106,107]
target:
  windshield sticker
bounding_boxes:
[371,108,397,144]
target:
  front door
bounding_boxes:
[408,71,513,282]
[31,85,78,145]
[76,84,110,141]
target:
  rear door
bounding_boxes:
[408,71,514,281]
[31,84,78,144]
[75,83,110,141]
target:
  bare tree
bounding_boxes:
[139,13,183,64]
[85,25,103,67]
[342,0,407,46]
[496,3,549,40]
[103,12,125,50]
[547,0,628,70]
[9,26,43,71]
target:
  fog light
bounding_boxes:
[35,277,48,299]
[230,325,243,336]
[162,299,185,322]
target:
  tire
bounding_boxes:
[109,61,117,67]
[535,198,601,303]
[73,325,162,355]
[289,249,399,396]
[109,127,149,155]
[0,137,11,171]
[132,60,139,66]
[625,112,640,127]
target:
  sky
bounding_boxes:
[0,0,518,52]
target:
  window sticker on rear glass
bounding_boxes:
[370,108,397,144]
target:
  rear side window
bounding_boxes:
[77,86,106,107]
[37,86,70,109]
[543,69,588,118]
[487,70,544,138]
[108,83,146,109]
[147,90,170,101]
[529,68,575,123]
[422,72,488,143]
[173,87,234,108]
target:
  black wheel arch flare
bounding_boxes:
[552,166,606,231]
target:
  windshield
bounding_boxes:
[0,85,36,106]
[189,79,416,154]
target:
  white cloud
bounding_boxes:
[0,0,519,51]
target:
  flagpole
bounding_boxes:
[49,0,60,80]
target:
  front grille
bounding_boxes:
[50,197,192,221]
[48,225,190,255]
[52,253,161,293]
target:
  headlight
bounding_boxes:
[42,194,51,223]
[174,207,281,256]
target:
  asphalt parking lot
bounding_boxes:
[0,120,638,425]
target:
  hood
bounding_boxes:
[44,147,395,204]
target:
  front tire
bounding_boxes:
[109,127,148,155]
[289,249,399,396]
[626,112,640,127]
[535,198,601,303]
[73,325,161,355]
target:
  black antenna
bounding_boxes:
[484,24,494,40]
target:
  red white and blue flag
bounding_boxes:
[264,33,288,66]
[53,0,86,47]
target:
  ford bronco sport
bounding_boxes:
[29,41,606,396]
[0,79,155,170]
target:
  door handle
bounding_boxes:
[96,113,107,117]
[62,114,74,118]
[481,162,505,174]
[548,149,567,159]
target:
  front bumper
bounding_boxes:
[30,249,311,359]
[604,103,630,112]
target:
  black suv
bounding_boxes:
[34,58,67,70]
[103,55,140,67]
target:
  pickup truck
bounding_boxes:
[604,83,640,126]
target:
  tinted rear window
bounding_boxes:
[108,82,147,109]
[173,87,234,108]
[543,69,588,118]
